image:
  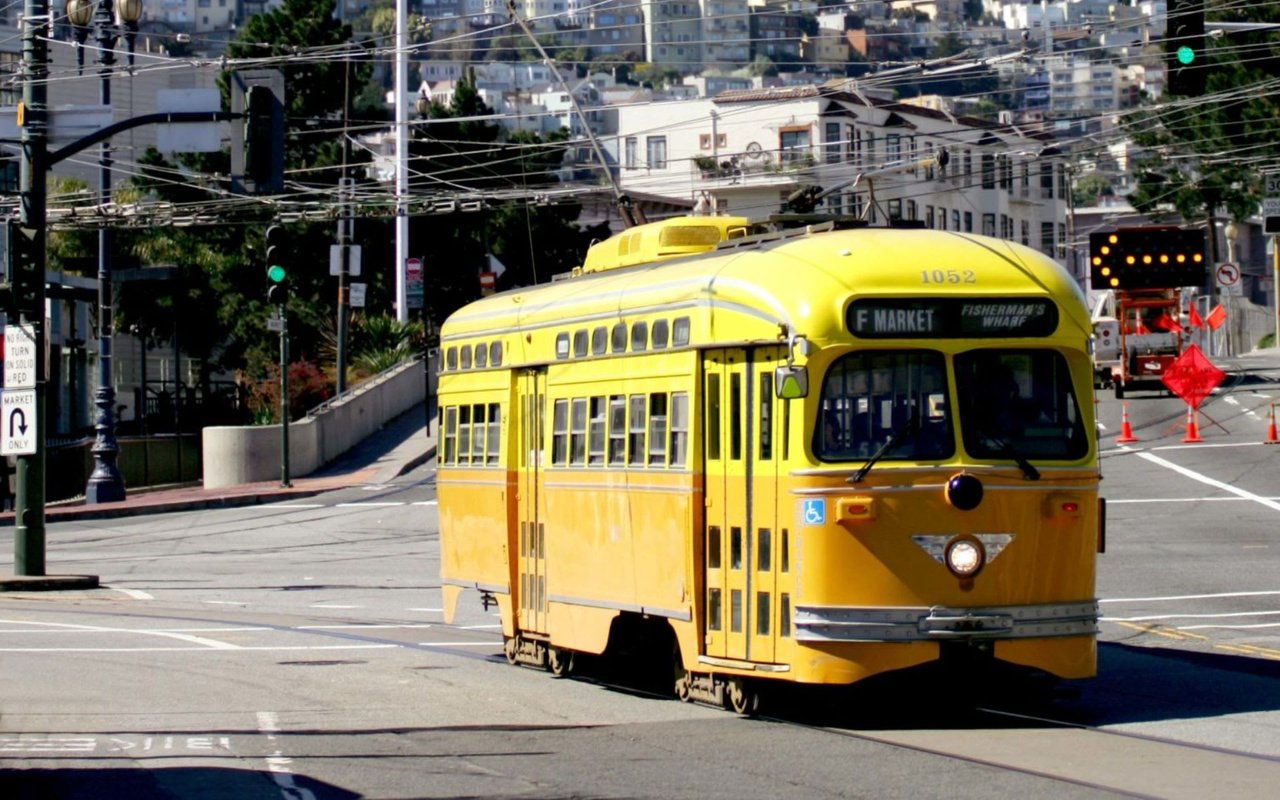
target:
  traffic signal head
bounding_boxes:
[1166,0,1206,97]
[238,77,284,194]
[265,224,289,305]
[1089,227,1206,291]
[4,221,43,314]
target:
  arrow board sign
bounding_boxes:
[1,389,36,455]
[4,324,37,389]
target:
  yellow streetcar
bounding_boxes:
[436,215,1103,712]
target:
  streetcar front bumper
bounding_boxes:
[793,601,1098,642]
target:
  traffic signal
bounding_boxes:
[244,84,282,190]
[5,221,43,314]
[1089,227,1206,291]
[265,225,289,305]
[1166,0,1206,97]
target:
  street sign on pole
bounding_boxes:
[350,282,367,308]
[1,388,36,455]
[3,324,37,389]
[406,257,423,309]
[1264,197,1280,235]
[330,244,361,276]
[1215,262,1243,296]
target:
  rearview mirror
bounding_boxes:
[775,365,808,399]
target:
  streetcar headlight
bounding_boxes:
[945,537,985,578]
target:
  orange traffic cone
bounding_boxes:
[1182,405,1203,443]
[1266,404,1279,445]
[1116,402,1139,443]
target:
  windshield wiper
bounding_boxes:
[848,412,919,484]
[983,432,1040,481]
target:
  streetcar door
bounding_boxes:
[749,346,784,664]
[517,368,548,634]
[703,348,773,662]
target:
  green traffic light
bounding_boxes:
[1176,45,1196,65]
[267,264,286,283]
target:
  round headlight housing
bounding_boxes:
[945,536,985,578]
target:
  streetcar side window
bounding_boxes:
[458,405,472,464]
[475,344,487,369]
[442,406,457,464]
[730,373,743,460]
[570,398,587,465]
[652,319,670,349]
[588,396,606,465]
[648,393,669,466]
[446,347,457,370]
[628,395,647,466]
[461,346,472,370]
[552,399,569,465]
[669,392,689,467]
[471,404,485,462]
[591,327,607,356]
[608,395,626,464]
[673,316,691,346]
[555,333,570,360]
[631,321,648,352]
[708,588,722,631]
[486,403,500,464]
[611,323,627,353]
[757,592,770,635]
[490,341,502,367]
[757,528,771,572]
[573,330,588,358]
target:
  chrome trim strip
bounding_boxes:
[543,481,697,494]
[443,578,509,595]
[793,601,1098,642]
[548,593,692,622]
[791,466,1096,479]
[436,477,508,488]
[698,655,791,673]
[790,482,1093,495]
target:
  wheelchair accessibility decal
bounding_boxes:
[800,498,826,526]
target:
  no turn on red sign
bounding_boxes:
[1215,262,1243,296]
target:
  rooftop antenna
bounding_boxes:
[505,0,644,227]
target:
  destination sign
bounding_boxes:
[847,298,1058,339]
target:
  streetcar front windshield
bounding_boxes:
[954,349,1087,460]
[817,350,953,462]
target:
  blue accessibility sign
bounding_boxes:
[800,498,826,526]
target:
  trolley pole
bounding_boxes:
[279,305,291,488]
[13,0,50,575]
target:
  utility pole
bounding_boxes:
[13,0,49,575]
[394,0,409,322]
[336,54,353,395]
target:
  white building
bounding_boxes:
[611,84,1076,273]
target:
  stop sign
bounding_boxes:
[1161,344,1224,409]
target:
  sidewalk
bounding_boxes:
[1,407,437,590]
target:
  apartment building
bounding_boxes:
[612,84,1075,272]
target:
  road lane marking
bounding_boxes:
[257,712,317,800]
[1103,611,1280,621]
[1108,496,1280,504]
[273,503,326,509]
[1102,590,1280,603]
[412,500,438,506]
[0,619,239,649]
[0,644,400,653]
[406,607,443,612]
[308,604,362,609]
[335,502,405,507]
[110,587,153,600]
[297,623,433,630]
[418,641,500,647]
[1135,450,1280,511]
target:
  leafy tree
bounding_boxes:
[1073,172,1113,208]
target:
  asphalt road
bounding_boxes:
[2,362,1280,798]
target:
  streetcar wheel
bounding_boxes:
[726,678,759,716]
[504,636,519,665]
[548,647,574,677]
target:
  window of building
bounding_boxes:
[963,211,973,233]
[646,136,667,169]
[981,153,996,189]
[982,213,996,237]
[625,137,637,169]
[1041,222,1055,253]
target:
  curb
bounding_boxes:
[0,574,100,592]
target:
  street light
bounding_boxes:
[68,0,141,504]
